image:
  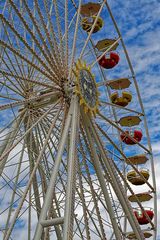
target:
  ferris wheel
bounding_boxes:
[0,1,157,240]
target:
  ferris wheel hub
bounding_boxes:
[18,90,62,112]
[73,60,100,115]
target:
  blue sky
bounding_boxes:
[109,0,160,142]
[108,0,160,238]
[108,1,160,159]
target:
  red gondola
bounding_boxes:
[98,52,120,69]
[120,129,142,145]
[134,209,154,225]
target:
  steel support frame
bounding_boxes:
[63,95,79,240]
[82,111,122,240]
[87,117,145,239]
[34,95,79,240]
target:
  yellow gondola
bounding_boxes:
[127,169,150,185]
[127,231,152,239]
[81,16,103,33]
[110,91,132,107]
[128,192,153,202]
